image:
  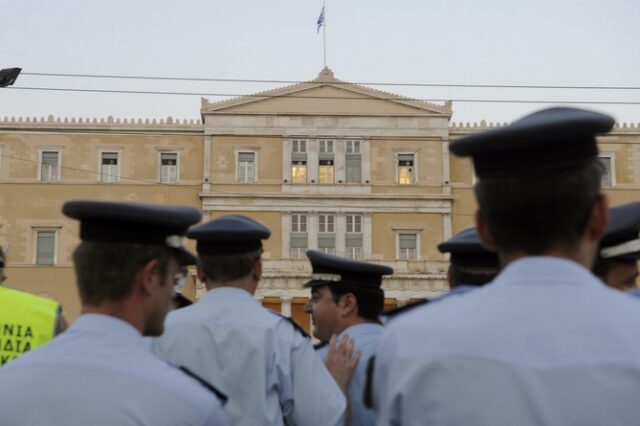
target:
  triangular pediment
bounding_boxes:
[202,68,451,117]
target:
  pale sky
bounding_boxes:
[1,0,639,124]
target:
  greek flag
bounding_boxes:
[316,4,325,33]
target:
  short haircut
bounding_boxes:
[73,242,174,306]
[593,257,637,280]
[328,283,384,322]
[199,249,261,283]
[475,159,602,255]
[449,264,499,287]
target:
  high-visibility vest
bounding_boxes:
[0,286,59,367]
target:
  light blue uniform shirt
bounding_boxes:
[317,322,382,426]
[375,257,640,426]
[0,314,229,426]
[151,287,346,426]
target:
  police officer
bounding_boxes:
[303,250,392,426]
[374,107,640,425]
[0,200,229,425]
[593,202,640,291]
[150,215,350,426]
[434,227,499,301]
[0,246,68,367]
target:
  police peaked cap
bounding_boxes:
[449,107,615,178]
[62,200,200,265]
[187,215,271,256]
[599,202,640,260]
[303,250,393,289]
[438,227,499,268]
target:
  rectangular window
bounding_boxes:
[319,214,335,233]
[291,160,307,184]
[346,140,361,154]
[290,213,308,259]
[346,215,362,234]
[100,152,119,183]
[318,214,335,255]
[398,154,415,185]
[292,139,307,153]
[346,215,363,259]
[40,151,60,182]
[160,152,178,183]
[398,233,417,260]
[291,214,307,233]
[599,156,613,188]
[319,159,334,184]
[319,140,334,153]
[238,152,256,183]
[36,231,55,265]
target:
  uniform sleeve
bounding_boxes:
[275,321,346,426]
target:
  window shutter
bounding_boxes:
[399,234,417,249]
[290,233,308,248]
[36,232,55,265]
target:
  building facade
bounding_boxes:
[2,68,639,332]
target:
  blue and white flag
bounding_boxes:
[316,4,325,33]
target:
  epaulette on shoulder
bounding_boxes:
[269,310,310,339]
[314,341,328,351]
[179,366,228,403]
[382,299,429,322]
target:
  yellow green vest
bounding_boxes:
[0,286,58,367]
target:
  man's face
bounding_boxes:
[144,257,180,337]
[304,285,341,342]
[604,261,639,292]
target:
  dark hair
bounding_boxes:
[328,283,384,321]
[593,257,636,280]
[199,249,261,283]
[72,242,173,306]
[474,159,602,255]
[449,264,499,288]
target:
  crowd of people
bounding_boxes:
[0,106,639,425]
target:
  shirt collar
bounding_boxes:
[70,313,143,342]
[199,286,257,304]
[493,256,603,288]
[339,322,383,339]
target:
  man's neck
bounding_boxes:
[499,242,598,271]
[205,277,257,295]
[82,301,143,333]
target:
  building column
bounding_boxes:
[282,214,291,259]
[362,139,371,184]
[336,213,346,256]
[282,138,292,183]
[308,213,319,250]
[363,213,373,259]
[335,139,346,184]
[308,138,319,184]
[281,297,292,318]
[203,135,212,192]
[441,138,451,195]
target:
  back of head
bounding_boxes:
[450,107,614,256]
[187,214,271,285]
[438,227,499,287]
[475,161,602,254]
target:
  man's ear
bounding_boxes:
[475,209,496,251]
[196,264,206,284]
[252,256,263,281]
[338,293,358,317]
[587,193,609,242]
[136,259,159,296]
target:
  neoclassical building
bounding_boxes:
[1,68,639,332]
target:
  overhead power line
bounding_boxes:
[5,86,640,105]
[21,71,640,91]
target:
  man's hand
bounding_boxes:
[325,334,362,394]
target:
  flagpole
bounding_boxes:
[322,1,327,67]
